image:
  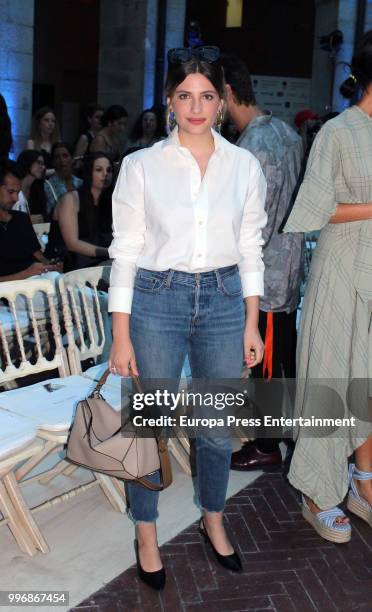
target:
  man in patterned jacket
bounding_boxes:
[221,55,304,470]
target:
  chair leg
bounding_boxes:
[38,459,72,485]
[15,441,58,481]
[4,472,49,554]
[0,480,38,556]
[108,476,126,502]
[168,439,191,475]
[94,473,126,513]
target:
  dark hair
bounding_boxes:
[165,57,225,99]
[0,159,22,185]
[130,107,166,141]
[80,152,114,190]
[340,30,372,98]
[86,103,104,119]
[78,152,114,236]
[30,106,61,146]
[0,94,13,160]
[51,141,74,159]
[101,105,128,127]
[219,53,256,106]
[17,150,43,178]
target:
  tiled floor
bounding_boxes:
[71,472,372,611]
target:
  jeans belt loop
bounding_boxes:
[214,268,222,289]
[165,269,174,288]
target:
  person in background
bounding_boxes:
[13,150,46,223]
[73,103,104,171]
[26,106,61,214]
[27,106,61,170]
[45,152,114,271]
[126,107,166,151]
[0,94,13,161]
[0,160,60,281]
[221,54,304,471]
[44,142,83,217]
[282,31,372,544]
[90,105,128,163]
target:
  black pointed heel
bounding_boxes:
[198,518,242,572]
[134,540,166,590]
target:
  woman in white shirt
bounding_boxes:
[108,46,267,590]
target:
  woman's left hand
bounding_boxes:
[244,325,264,368]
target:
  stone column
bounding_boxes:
[99,0,187,125]
[165,0,186,53]
[0,0,34,157]
[143,0,186,108]
[98,0,148,127]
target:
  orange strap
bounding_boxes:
[262,311,274,381]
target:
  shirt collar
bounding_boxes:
[162,126,226,157]
[239,110,273,139]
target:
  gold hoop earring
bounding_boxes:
[166,107,177,133]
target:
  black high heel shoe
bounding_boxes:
[134,540,166,590]
[199,518,242,573]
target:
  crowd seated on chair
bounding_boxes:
[44,142,83,217]
[45,153,114,271]
[0,99,197,559]
[12,150,46,224]
[0,160,61,282]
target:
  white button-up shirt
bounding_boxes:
[108,128,267,313]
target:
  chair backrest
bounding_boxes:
[33,223,51,252]
[0,278,69,385]
[58,266,111,375]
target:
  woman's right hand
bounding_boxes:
[109,338,139,377]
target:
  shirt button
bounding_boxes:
[197,253,203,258]
[198,221,203,225]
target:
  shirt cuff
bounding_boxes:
[240,271,264,298]
[108,287,134,314]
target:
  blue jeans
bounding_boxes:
[126,265,245,522]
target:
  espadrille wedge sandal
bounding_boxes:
[302,496,351,543]
[347,463,372,527]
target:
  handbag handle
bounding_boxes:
[93,368,173,492]
[95,367,142,394]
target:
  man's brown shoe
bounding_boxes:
[230,441,282,471]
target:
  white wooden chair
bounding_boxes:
[0,412,48,556]
[0,278,69,386]
[0,277,125,554]
[59,267,191,475]
[58,266,112,377]
[33,222,50,252]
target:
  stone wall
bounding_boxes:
[0,0,34,157]
[98,0,148,128]
[99,0,186,130]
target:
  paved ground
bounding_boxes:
[71,472,372,612]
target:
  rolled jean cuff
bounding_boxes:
[127,507,159,525]
[200,505,225,514]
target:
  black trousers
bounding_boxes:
[251,309,297,453]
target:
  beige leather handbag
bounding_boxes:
[66,369,173,491]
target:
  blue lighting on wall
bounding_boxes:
[0,83,17,159]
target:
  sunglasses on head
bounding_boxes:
[167,46,220,64]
